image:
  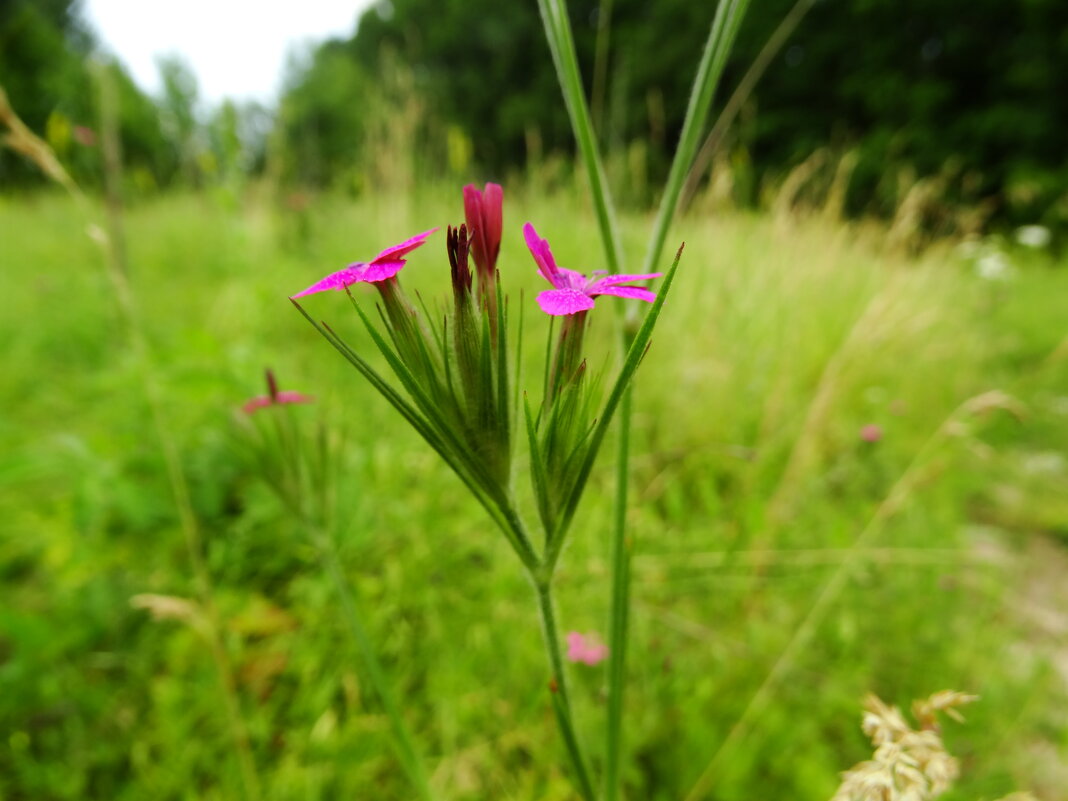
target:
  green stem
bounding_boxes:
[91,63,263,801]
[678,0,818,212]
[604,383,633,801]
[535,0,625,273]
[534,578,597,801]
[639,0,752,281]
[312,525,436,801]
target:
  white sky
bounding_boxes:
[81,0,376,105]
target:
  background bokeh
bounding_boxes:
[2,1,1066,799]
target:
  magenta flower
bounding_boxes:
[242,369,314,414]
[291,229,438,298]
[463,182,503,277]
[566,632,608,666]
[523,223,661,316]
[860,423,883,443]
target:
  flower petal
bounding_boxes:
[464,184,503,273]
[589,284,658,303]
[371,228,439,264]
[355,259,406,282]
[523,222,562,286]
[537,288,595,316]
[566,632,608,666]
[275,391,315,406]
[557,267,590,291]
[242,391,314,414]
[586,272,662,293]
[242,395,273,413]
[481,183,503,249]
[290,264,369,298]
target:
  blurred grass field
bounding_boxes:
[1,186,1066,800]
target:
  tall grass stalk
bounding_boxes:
[763,285,899,538]
[535,0,625,274]
[638,0,752,281]
[91,62,264,801]
[537,2,750,798]
[680,0,818,212]
[0,74,263,801]
[682,391,1021,801]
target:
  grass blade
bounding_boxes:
[546,243,684,570]
[535,0,625,274]
[639,0,752,279]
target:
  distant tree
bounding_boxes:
[278,0,1068,226]
[276,41,371,186]
[0,0,176,190]
[156,53,202,186]
[0,0,95,182]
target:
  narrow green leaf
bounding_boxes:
[512,294,525,422]
[523,394,554,540]
[535,0,624,274]
[414,290,447,358]
[293,302,534,565]
[546,244,685,568]
[495,282,511,455]
[640,0,752,278]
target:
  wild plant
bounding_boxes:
[286,1,752,797]
[290,184,678,798]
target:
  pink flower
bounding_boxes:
[860,424,883,443]
[566,632,608,666]
[291,229,438,298]
[242,369,314,413]
[73,125,97,147]
[523,223,661,316]
[463,183,503,277]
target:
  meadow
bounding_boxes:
[1,184,1066,800]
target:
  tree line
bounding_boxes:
[4,0,1066,230]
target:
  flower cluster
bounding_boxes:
[242,368,314,414]
[831,692,978,801]
[289,182,678,571]
[287,183,681,801]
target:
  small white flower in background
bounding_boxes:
[1019,450,1066,476]
[1015,224,1051,249]
[975,250,1013,281]
[954,235,982,259]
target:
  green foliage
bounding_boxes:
[1,190,1065,798]
[0,2,175,190]
[276,0,1068,226]
[0,0,95,183]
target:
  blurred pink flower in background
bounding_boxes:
[860,424,883,443]
[243,369,314,413]
[566,632,608,666]
[73,125,96,146]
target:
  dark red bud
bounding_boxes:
[447,224,473,294]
